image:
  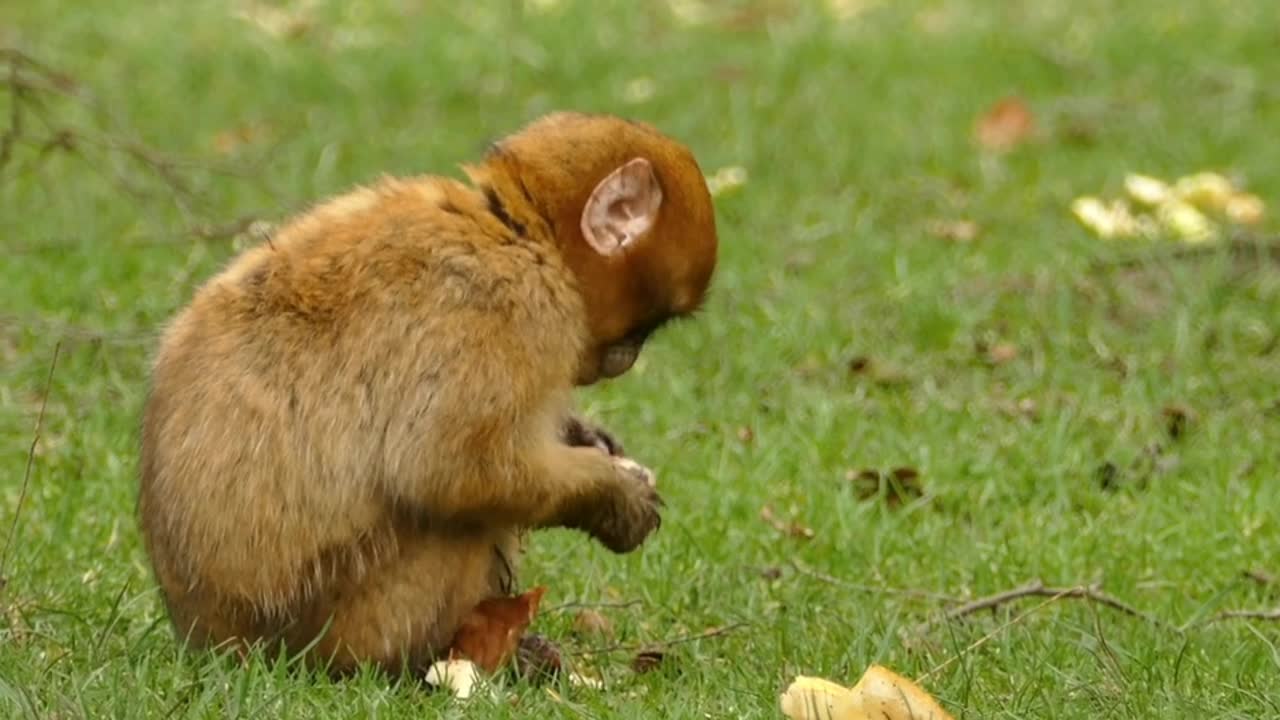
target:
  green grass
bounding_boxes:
[3,1,1280,717]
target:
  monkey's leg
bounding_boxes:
[286,528,518,676]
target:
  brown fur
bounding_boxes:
[137,112,718,675]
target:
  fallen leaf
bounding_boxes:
[1095,461,1120,492]
[760,505,816,540]
[986,342,1019,365]
[780,665,955,720]
[448,586,547,673]
[848,468,924,508]
[622,76,656,104]
[974,96,1035,153]
[631,649,665,674]
[212,122,270,155]
[925,219,980,243]
[1161,404,1194,441]
[706,165,748,198]
[571,609,614,639]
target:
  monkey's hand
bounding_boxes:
[575,457,662,554]
[561,416,625,457]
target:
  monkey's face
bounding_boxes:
[487,113,718,386]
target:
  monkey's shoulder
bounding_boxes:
[204,175,577,325]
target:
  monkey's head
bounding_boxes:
[474,112,719,386]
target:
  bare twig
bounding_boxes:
[0,314,153,346]
[1089,235,1280,273]
[11,214,273,254]
[1205,608,1280,624]
[790,560,956,601]
[0,51,24,174]
[1,342,60,584]
[570,621,748,656]
[544,599,643,614]
[913,579,1171,634]
[918,589,1074,684]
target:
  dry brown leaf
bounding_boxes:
[1161,403,1195,441]
[212,122,270,155]
[986,342,1019,365]
[925,219,980,243]
[571,609,614,639]
[848,467,924,508]
[631,648,666,674]
[448,586,546,673]
[760,505,815,540]
[974,96,1035,153]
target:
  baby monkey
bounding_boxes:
[138,112,718,675]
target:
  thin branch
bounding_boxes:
[1,342,60,583]
[0,314,153,346]
[790,560,957,601]
[10,214,273,254]
[1205,608,1280,624]
[918,589,1075,684]
[913,579,1171,634]
[1089,235,1280,273]
[569,621,748,656]
[544,599,643,614]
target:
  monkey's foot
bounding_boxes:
[514,633,563,683]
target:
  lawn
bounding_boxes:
[3,1,1280,717]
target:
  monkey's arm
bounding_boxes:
[380,306,660,553]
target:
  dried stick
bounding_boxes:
[1,342,60,584]
[570,621,748,656]
[544,599,643,614]
[1205,608,1280,624]
[913,579,1171,634]
[918,589,1074,684]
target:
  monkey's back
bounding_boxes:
[139,175,584,634]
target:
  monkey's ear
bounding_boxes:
[580,158,663,257]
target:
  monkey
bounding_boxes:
[137,111,718,677]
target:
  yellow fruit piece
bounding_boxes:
[1226,193,1265,225]
[1071,196,1145,239]
[779,665,954,720]
[1124,174,1171,206]
[853,665,955,720]
[1173,172,1235,211]
[1157,200,1218,244]
[779,676,862,720]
